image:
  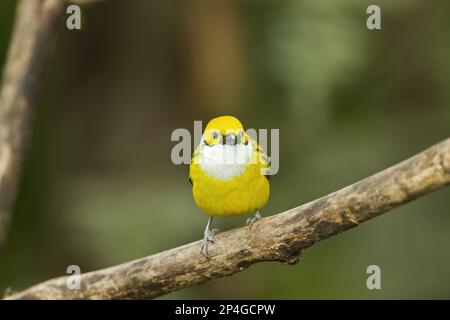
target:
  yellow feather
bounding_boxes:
[189,116,270,217]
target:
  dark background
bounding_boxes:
[0,0,449,299]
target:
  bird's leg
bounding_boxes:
[200,217,218,257]
[246,210,261,226]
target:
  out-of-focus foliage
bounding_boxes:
[0,0,449,298]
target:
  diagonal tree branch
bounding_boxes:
[0,0,101,250]
[5,137,450,300]
[0,0,66,249]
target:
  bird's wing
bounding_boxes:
[188,145,201,185]
[249,136,271,179]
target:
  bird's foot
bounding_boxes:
[200,228,219,257]
[246,211,261,226]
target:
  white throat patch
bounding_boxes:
[198,140,253,180]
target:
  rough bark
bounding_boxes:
[5,138,450,300]
[0,0,65,249]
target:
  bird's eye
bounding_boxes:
[213,131,219,139]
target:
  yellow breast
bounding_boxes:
[190,162,270,217]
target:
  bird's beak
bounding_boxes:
[224,133,237,145]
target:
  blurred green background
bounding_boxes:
[0,0,449,299]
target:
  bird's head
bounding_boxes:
[203,115,248,146]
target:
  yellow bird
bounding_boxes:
[189,115,270,256]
